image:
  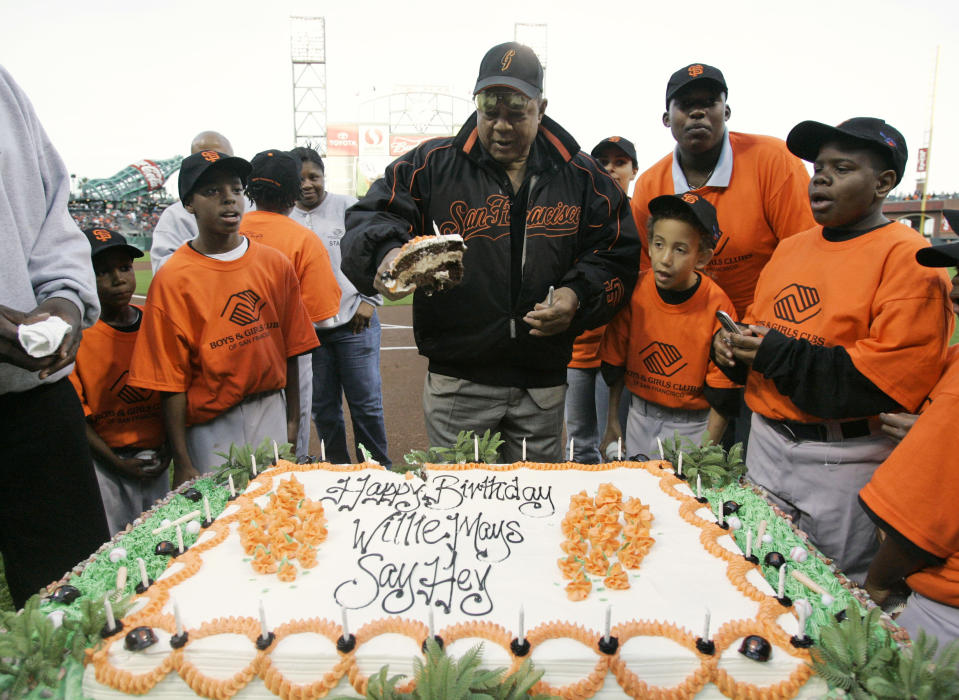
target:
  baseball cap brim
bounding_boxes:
[178,155,252,201]
[472,77,541,99]
[786,121,848,163]
[917,242,959,268]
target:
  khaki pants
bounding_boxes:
[897,591,959,650]
[746,413,893,583]
[423,372,565,463]
[625,394,710,460]
[186,390,286,474]
[93,448,171,536]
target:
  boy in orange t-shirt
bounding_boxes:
[70,228,170,534]
[129,152,319,484]
[566,136,640,463]
[859,239,959,647]
[601,193,739,460]
[713,118,953,582]
[240,149,340,457]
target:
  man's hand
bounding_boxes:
[349,301,375,333]
[879,412,918,442]
[373,249,407,301]
[171,463,200,489]
[524,286,578,337]
[0,304,53,371]
[35,297,82,379]
[713,325,767,368]
[113,457,158,481]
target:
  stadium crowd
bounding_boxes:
[1,42,958,654]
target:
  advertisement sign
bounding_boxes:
[917,147,928,173]
[389,133,437,157]
[327,124,359,156]
[359,124,389,157]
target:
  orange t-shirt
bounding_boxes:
[860,347,959,606]
[240,210,341,323]
[631,132,815,316]
[68,307,165,449]
[743,222,953,422]
[129,241,319,426]
[569,326,606,369]
[600,271,739,410]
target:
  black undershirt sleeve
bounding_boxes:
[702,385,742,419]
[859,496,945,567]
[751,329,901,418]
[600,361,626,387]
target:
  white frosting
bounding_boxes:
[385,234,465,294]
[83,464,824,699]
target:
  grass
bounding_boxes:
[0,554,13,612]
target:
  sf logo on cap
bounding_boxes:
[682,193,699,204]
[201,150,221,163]
[501,49,516,71]
[93,229,112,242]
[609,136,621,143]
[687,64,704,77]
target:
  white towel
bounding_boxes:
[18,316,70,358]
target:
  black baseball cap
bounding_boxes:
[473,42,544,99]
[249,149,300,191]
[591,136,638,169]
[83,227,144,260]
[665,63,727,109]
[648,192,722,247]
[178,150,252,201]
[786,117,908,185]
[916,212,959,266]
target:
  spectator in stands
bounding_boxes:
[149,131,232,273]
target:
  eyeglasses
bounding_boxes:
[474,90,531,115]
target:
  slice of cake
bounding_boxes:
[380,234,466,295]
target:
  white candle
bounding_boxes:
[756,519,767,546]
[203,495,212,523]
[569,439,574,461]
[518,605,525,641]
[617,437,622,460]
[104,598,116,631]
[696,474,702,499]
[116,565,127,592]
[657,436,664,460]
[797,601,808,635]
[341,606,350,638]
[251,455,257,477]
[428,608,435,638]
[702,609,711,640]
[522,438,527,461]
[677,452,683,476]
[228,474,236,498]
[259,601,269,638]
[273,440,280,463]
[474,435,479,462]
[603,604,612,643]
[716,503,724,527]
[137,557,149,588]
[746,529,753,559]
[320,438,326,462]
[778,564,787,598]
[176,524,184,554]
[173,598,184,636]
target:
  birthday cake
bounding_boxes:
[81,460,829,699]
[379,233,466,295]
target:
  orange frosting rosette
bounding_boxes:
[556,483,654,601]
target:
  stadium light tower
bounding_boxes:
[290,16,328,153]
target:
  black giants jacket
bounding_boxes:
[341,113,640,388]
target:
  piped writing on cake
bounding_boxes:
[324,472,553,617]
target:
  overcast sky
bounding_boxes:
[2,0,957,198]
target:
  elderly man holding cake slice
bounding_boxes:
[342,42,639,463]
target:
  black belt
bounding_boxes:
[766,417,875,443]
